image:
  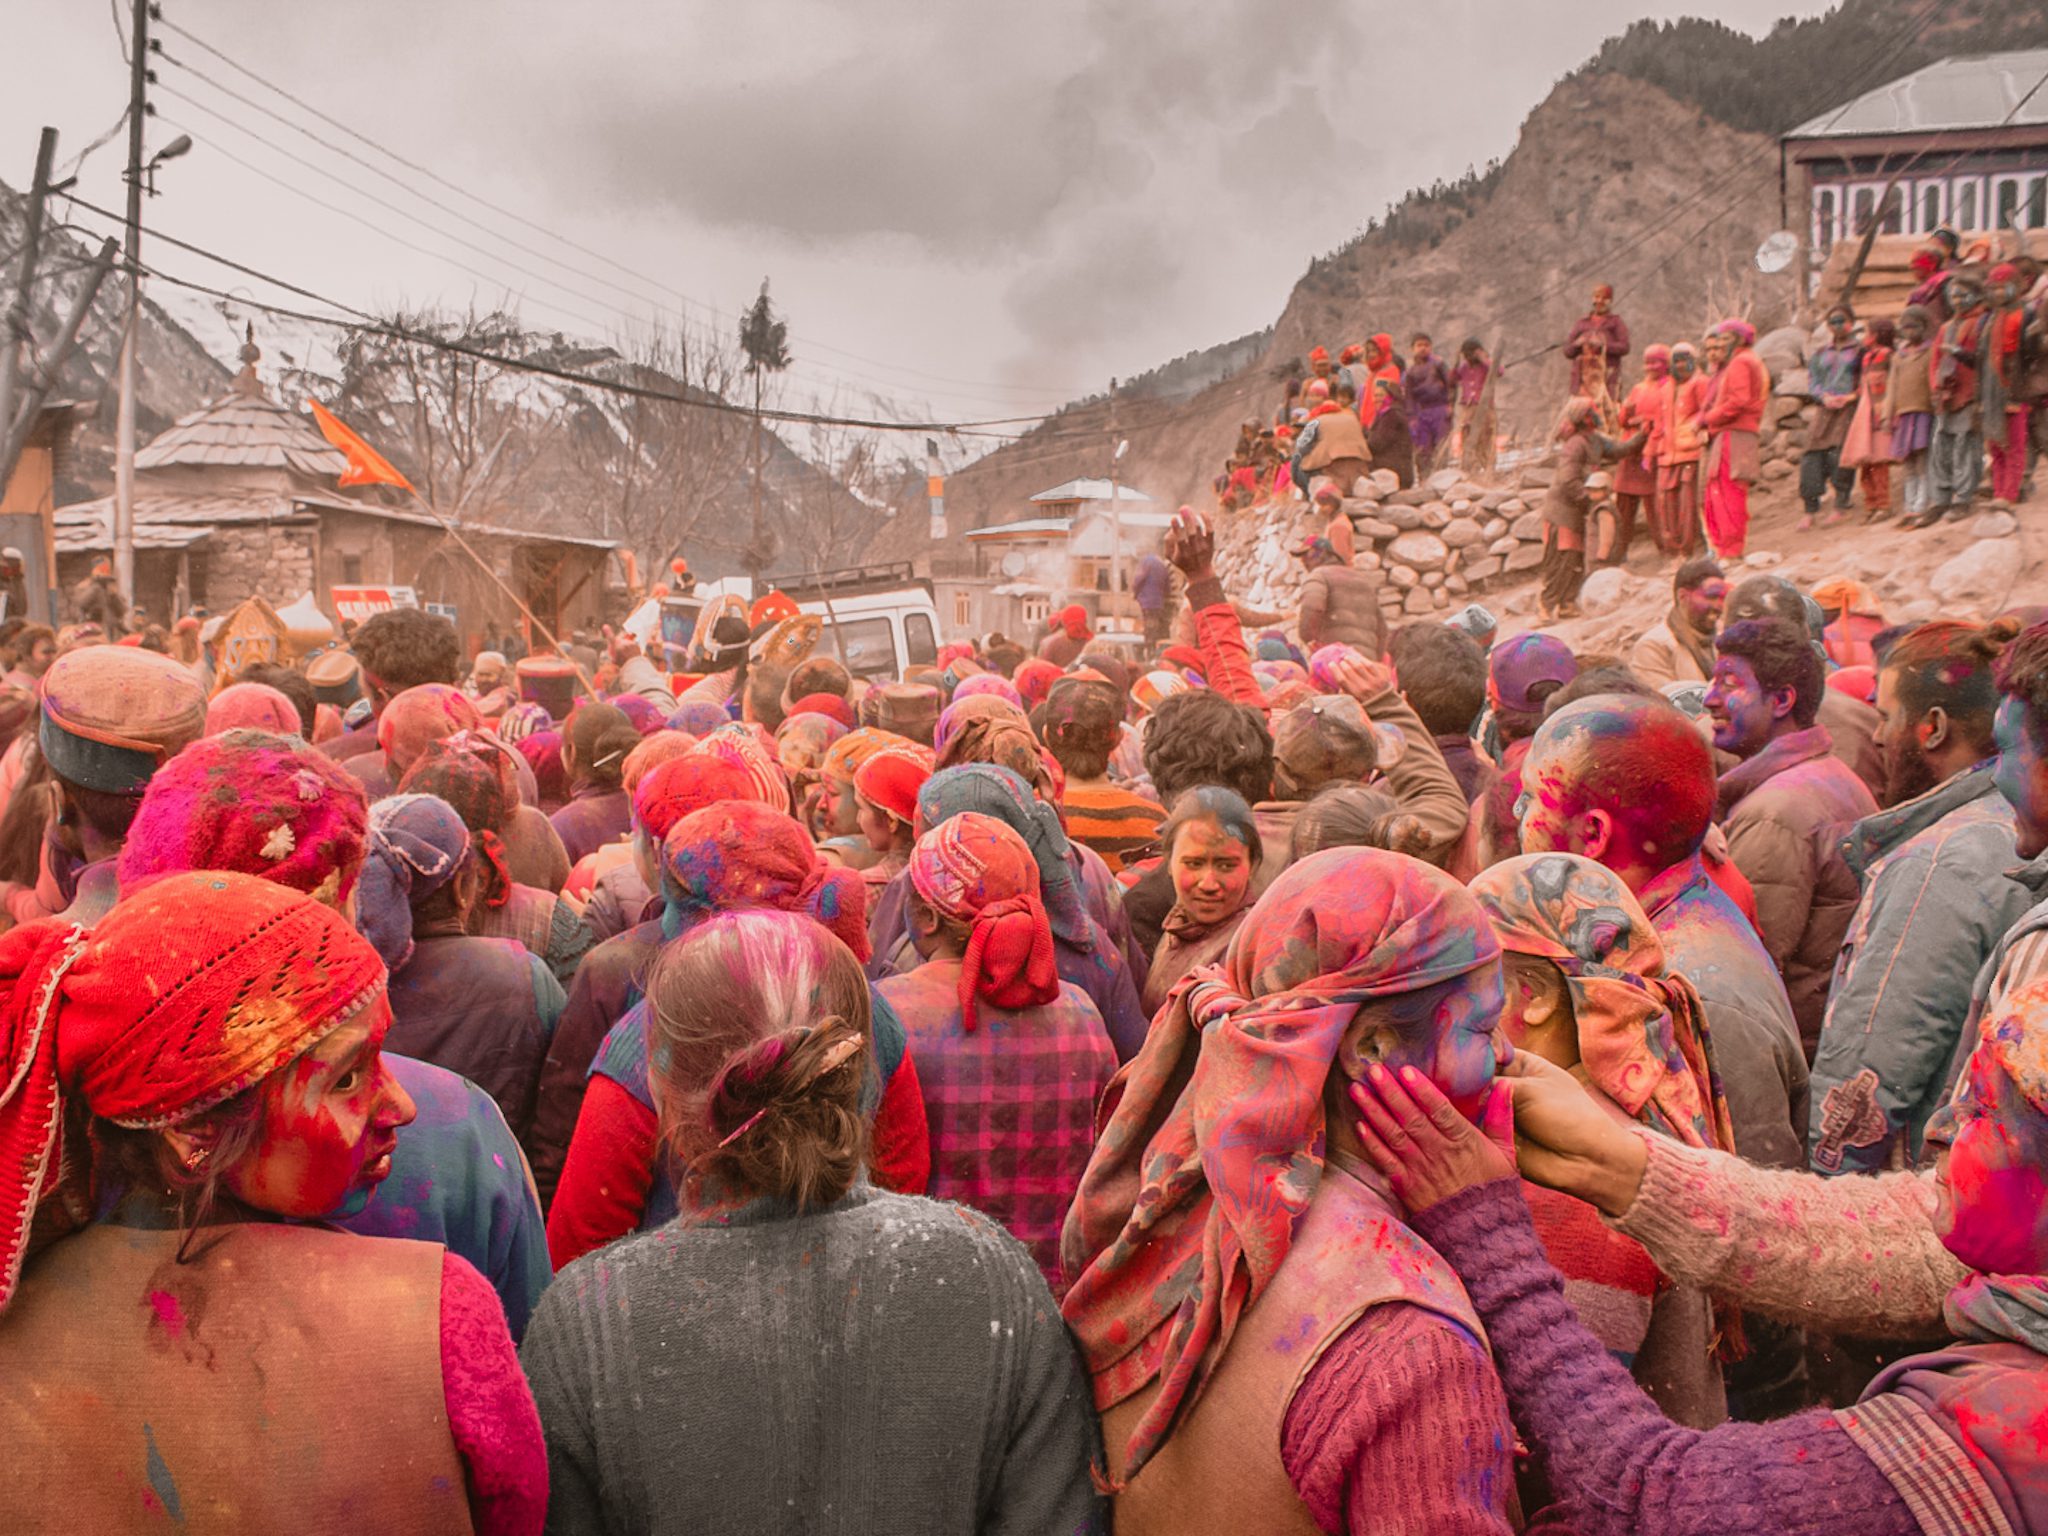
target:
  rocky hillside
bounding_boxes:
[869,0,2048,573]
[0,180,231,498]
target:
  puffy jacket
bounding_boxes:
[1297,404,1371,473]
[1715,725,1878,1056]
[1297,563,1387,657]
[1808,764,2033,1174]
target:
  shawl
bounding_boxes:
[916,764,1092,951]
[0,873,385,1310]
[1059,848,1502,1477]
[907,812,1059,1034]
[659,801,869,961]
[1468,852,1736,1151]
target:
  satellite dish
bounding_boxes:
[1754,230,1801,275]
[1000,550,1028,578]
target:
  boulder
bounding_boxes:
[1498,497,1528,515]
[1506,543,1545,573]
[1422,570,1445,589]
[1388,564,1420,589]
[1387,486,1434,507]
[1419,502,1453,530]
[1403,587,1439,616]
[1740,550,1782,568]
[1387,531,1450,570]
[1350,475,1374,498]
[1445,574,1470,596]
[1478,490,1512,511]
[1971,510,2019,540]
[1487,535,1520,557]
[1433,587,1451,611]
[1576,566,1634,616]
[1510,511,1545,541]
[1356,517,1401,541]
[1755,325,1807,378]
[1355,550,1383,571]
[1463,555,1502,582]
[1367,469,1402,498]
[1897,597,1940,624]
[1482,517,1509,540]
[1520,467,1555,489]
[1441,517,1484,549]
[1427,467,1463,495]
[1386,505,1425,531]
[1448,481,1487,502]
[1763,457,1796,480]
[1772,366,1811,399]
[1930,536,2022,610]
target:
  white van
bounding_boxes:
[786,564,942,684]
[657,564,942,685]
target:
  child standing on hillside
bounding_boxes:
[1885,305,1937,525]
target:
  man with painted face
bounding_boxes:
[1808,619,2035,1177]
[1723,574,1885,798]
[1518,694,1807,1171]
[1629,557,1726,690]
[1706,618,1877,1055]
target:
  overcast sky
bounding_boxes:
[7,0,1831,428]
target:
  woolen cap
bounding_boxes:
[38,646,207,793]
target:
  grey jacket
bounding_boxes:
[1808,764,2032,1174]
[522,1184,1106,1534]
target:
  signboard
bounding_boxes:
[423,601,457,623]
[330,585,419,625]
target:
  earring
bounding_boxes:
[181,1145,210,1173]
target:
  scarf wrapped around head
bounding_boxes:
[1469,853,1735,1151]
[1715,317,1757,346]
[608,693,667,736]
[515,729,566,804]
[397,730,522,908]
[1131,670,1190,716]
[631,751,758,844]
[775,711,848,781]
[855,745,936,825]
[692,724,791,812]
[1060,848,1503,1477]
[496,701,552,744]
[909,812,1059,1033]
[936,696,1059,797]
[820,726,912,786]
[376,684,483,776]
[951,672,1023,710]
[1013,659,1062,709]
[659,801,868,959]
[935,693,1029,756]
[205,682,302,738]
[917,763,1090,949]
[120,730,371,907]
[0,872,386,1310]
[786,692,856,728]
[665,699,733,739]
[358,794,471,972]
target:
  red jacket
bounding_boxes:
[1702,348,1767,434]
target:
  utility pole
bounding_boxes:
[113,0,151,606]
[0,129,58,456]
[750,365,762,584]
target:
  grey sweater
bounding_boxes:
[520,1183,1106,1535]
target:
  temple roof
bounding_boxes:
[134,328,350,478]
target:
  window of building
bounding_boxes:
[1021,598,1050,629]
[953,590,971,629]
[1812,186,1840,250]
[1850,184,1877,236]
[340,553,363,584]
[1955,178,1981,232]
[1994,174,2024,230]
[1916,180,1946,234]
[2029,175,2048,231]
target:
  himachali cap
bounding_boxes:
[1490,632,1579,714]
[39,646,207,794]
[877,682,941,735]
[304,648,363,707]
[516,655,578,720]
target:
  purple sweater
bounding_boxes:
[1414,1181,1916,1536]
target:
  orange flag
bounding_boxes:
[306,398,415,492]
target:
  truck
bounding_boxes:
[656,562,941,684]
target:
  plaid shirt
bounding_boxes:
[877,960,1116,1295]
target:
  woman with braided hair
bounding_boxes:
[0,872,545,1533]
[522,908,1102,1534]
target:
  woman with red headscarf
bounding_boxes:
[1700,318,1769,559]
[1060,847,1515,1534]
[545,802,930,1266]
[879,813,1116,1292]
[0,873,544,1533]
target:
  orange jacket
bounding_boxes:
[1702,348,1767,434]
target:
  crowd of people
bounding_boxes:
[0,490,2042,1534]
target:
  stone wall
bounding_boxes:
[203,522,319,610]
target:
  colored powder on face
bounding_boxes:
[143,1424,184,1526]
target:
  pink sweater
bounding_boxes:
[441,1251,548,1534]
[1611,1132,1965,1336]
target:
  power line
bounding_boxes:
[58,191,1052,435]
[152,15,1094,403]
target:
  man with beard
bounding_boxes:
[1705,618,1877,1056]
[1629,557,1725,689]
[1720,575,1884,800]
[1807,618,2035,1176]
